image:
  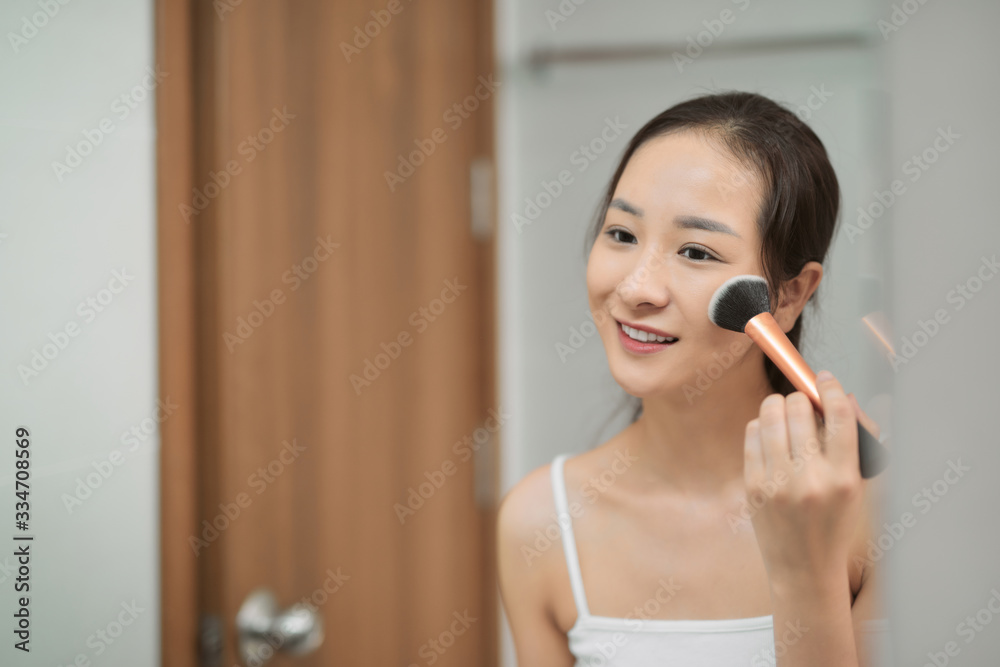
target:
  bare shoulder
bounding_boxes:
[496,457,575,666]
[848,475,887,603]
[496,442,627,558]
[497,458,564,584]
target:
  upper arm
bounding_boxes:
[851,482,890,667]
[497,466,575,667]
[851,561,890,667]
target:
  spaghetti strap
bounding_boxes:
[550,453,591,618]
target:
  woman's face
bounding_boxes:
[586,129,768,398]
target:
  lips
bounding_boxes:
[616,319,678,343]
[616,321,678,354]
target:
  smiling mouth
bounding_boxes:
[618,321,678,344]
[615,322,679,354]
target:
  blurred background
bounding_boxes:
[0,0,997,665]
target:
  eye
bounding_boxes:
[679,244,719,262]
[604,227,637,244]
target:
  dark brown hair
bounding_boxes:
[585,90,841,424]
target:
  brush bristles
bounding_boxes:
[708,275,772,333]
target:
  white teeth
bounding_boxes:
[621,323,676,344]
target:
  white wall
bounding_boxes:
[882,0,1000,664]
[0,0,160,665]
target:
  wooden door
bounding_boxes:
[157,1,498,665]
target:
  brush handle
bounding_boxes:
[745,312,890,479]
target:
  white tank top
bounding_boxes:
[549,452,892,666]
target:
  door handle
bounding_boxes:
[236,588,323,665]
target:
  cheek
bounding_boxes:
[586,247,621,304]
[684,278,717,309]
[673,275,716,321]
[675,287,735,346]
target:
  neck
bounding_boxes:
[628,354,776,497]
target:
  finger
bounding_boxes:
[847,393,881,442]
[758,393,792,477]
[816,370,859,473]
[785,391,820,468]
[744,418,765,488]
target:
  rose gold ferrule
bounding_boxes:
[745,312,822,411]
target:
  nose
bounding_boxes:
[615,242,672,308]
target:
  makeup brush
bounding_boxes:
[708,274,890,479]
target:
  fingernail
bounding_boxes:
[816,370,834,382]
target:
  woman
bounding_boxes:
[497,91,888,666]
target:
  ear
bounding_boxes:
[773,261,823,333]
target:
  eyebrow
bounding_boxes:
[608,198,742,239]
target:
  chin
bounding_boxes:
[606,360,684,399]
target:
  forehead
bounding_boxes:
[613,130,764,236]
